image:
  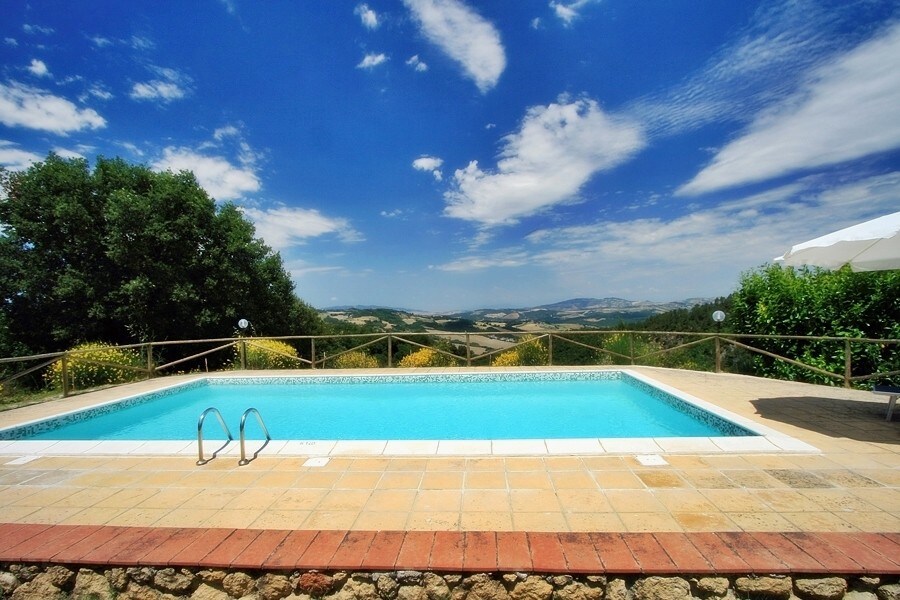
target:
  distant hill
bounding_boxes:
[321,297,711,333]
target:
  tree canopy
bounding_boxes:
[0,154,322,356]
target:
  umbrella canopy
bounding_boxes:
[774,211,900,271]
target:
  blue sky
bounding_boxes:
[2,1,899,311]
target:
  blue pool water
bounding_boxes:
[3,372,755,441]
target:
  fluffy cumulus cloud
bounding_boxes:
[412,155,444,180]
[406,55,428,72]
[444,97,645,225]
[678,22,900,196]
[357,53,388,69]
[0,82,105,134]
[27,59,50,77]
[354,3,380,29]
[241,206,363,250]
[152,147,260,201]
[0,140,42,171]
[403,0,505,92]
[129,66,190,102]
[550,0,599,26]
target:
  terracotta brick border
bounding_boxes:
[2,524,899,575]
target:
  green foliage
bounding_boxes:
[330,351,379,369]
[46,342,144,391]
[492,336,549,367]
[397,347,459,368]
[730,264,900,385]
[0,155,324,360]
[234,339,301,369]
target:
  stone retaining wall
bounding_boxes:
[2,564,899,600]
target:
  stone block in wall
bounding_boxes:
[795,578,848,600]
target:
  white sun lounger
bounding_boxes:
[873,385,900,421]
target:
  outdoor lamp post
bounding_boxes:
[712,311,725,373]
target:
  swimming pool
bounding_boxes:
[1,370,755,441]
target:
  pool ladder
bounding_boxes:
[196,407,272,466]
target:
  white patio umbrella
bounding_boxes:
[774,211,900,271]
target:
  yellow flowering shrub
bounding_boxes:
[397,347,459,368]
[235,338,300,369]
[492,336,548,367]
[46,342,144,391]
[331,350,379,369]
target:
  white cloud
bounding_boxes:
[88,35,112,48]
[0,82,106,134]
[51,146,87,160]
[4,38,18,47]
[213,125,241,140]
[403,0,506,92]
[357,53,388,69]
[241,206,363,250]
[406,55,428,72]
[412,155,444,181]
[22,24,54,35]
[678,22,900,196]
[129,36,154,51]
[81,84,113,102]
[27,59,50,78]
[129,66,191,102]
[152,147,260,201]
[550,0,598,26]
[444,97,645,225]
[355,4,380,29]
[531,18,542,30]
[0,140,42,171]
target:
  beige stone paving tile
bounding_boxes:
[106,507,173,527]
[818,469,884,488]
[742,455,800,469]
[0,470,42,485]
[214,470,265,488]
[275,457,320,470]
[1,505,41,521]
[797,488,881,512]
[335,471,383,489]
[412,490,462,512]
[364,489,417,512]
[28,456,83,469]
[728,512,801,532]
[661,455,708,469]
[377,472,423,489]
[177,471,231,488]
[779,511,858,532]
[566,512,626,532]
[388,459,430,471]
[721,469,787,489]
[248,510,312,530]
[544,457,584,470]
[652,489,718,513]
[19,506,84,524]
[635,470,687,489]
[0,486,48,505]
[753,489,823,512]
[672,512,739,532]
[504,457,549,471]
[677,470,737,489]
[425,458,467,471]
[591,471,645,490]
[550,471,598,489]
[700,455,754,469]
[50,486,121,508]
[136,487,203,509]
[153,508,220,528]
[556,489,613,513]
[178,488,241,510]
[15,487,82,506]
[838,511,900,532]
[138,470,191,487]
[698,489,772,513]
[506,471,553,490]
[465,471,507,489]
[603,490,666,513]
[132,457,197,471]
[509,489,561,513]
[317,458,354,471]
[349,458,391,471]
[618,512,682,533]
[317,489,373,511]
[784,454,843,470]
[24,470,84,486]
[512,512,570,532]
[201,509,266,529]
[269,488,329,510]
[224,489,280,511]
[421,471,465,490]
[827,453,895,469]
[461,490,510,512]
[460,511,514,531]
[466,457,506,471]
[354,511,411,530]
[580,456,628,470]
[98,457,155,470]
[295,471,342,489]
[60,506,128,525]
[63,471,139,487]
[858,468,900,486]
[847,487,900,511]
[406,511,460,531]
[251,470,301,488]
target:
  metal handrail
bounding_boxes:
[239,407,272,466]
[197,407,233,465]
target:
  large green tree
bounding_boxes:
[0,154,322,356]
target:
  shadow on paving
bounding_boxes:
[752,395,899,444]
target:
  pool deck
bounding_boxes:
[1,367,898,573]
